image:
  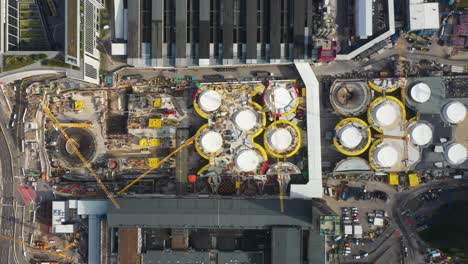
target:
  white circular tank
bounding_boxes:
[200,131,223,153]
[235,149,260,172]
[270,87,292,110]
[198,90,222,112]
[409,83,431,103]
[372,101,400,127]
[233,109,258,131]
[409,121,433,146]
[373,144,399,168]
[445,143,467,166]
[442,101,467,124]
[337,125,363,149]
[268,128,293,151]
[264,83,297,114]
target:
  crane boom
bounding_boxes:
[374,134,406,140]
[117,135,197,194]
[57,123,92,128]
[397,35,409,165]
[42,103,120,209]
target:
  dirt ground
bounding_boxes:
[455,117,468,148]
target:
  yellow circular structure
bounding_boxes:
[332,117,372,156]
[368,139,382,170]
[368,79,399,93]
[197,163,211,175]
[194,124,217,160]
[193,89,224,119]
[367,96,406,132]
[368,139,401,170]
[263,120,302,158]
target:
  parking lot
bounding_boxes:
[323,179,398,262]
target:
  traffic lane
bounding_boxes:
[0,129,14,264]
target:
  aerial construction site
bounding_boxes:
[26,74,312,199]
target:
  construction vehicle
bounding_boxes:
[35,241,49,250]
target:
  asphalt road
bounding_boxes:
[0,84,28,264]
[0,122,16,264]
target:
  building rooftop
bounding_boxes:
[408,2,440,31]
[271,227,302,264]
[107,198,313,229]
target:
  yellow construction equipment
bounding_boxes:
[139,138,148,148]
[74,101,84,111]
[398,35,409,166]
[118,135,196,194]
[408,173,419,187]
[42,103,120,209]
[148,158,160,168]
[0,234,74,261]
[388,173,400,186]
[149,138,161,147]
[62,241,76,251]
[57,122,92,128]
[148,118,162,128]
[153,98,162,108]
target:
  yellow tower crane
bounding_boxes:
[56,122,92,128]
[397,35,409,166]
[42,103,120,209]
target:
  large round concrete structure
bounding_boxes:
[408,121,433,147]
[195,125,224,159]
[408,82,431,104]
[330,82,372,116]
[234,149,262,172]
[264,120,301,158]
[198,90,222,112]
[263,82,299,116]
[445,143,467,166]
[441,101,467,124]
[369,141,400,168]
[368,96,405,131]
[199,131,223,154]
[56,128,97,167]
[333,118,371,156]
[232,108,259,132]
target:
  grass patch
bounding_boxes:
[455,0,468,10]
[2,54,47,72]
[41,55,80,70]
[20,20,41,28]
[20,30,43,38]
[20,12,38,19]
[20,3,33,9]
